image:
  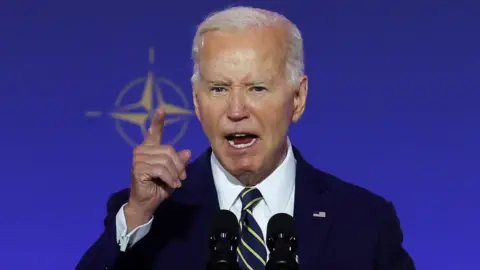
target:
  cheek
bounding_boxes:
[255,98,292,137]
[197,98,224,133]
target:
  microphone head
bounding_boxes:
[267,213,296,237]
[266,213,297,252]
[211,210,240,236]
[208,210,240,269]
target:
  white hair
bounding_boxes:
[191,6,304,86]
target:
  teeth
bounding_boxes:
[228,138,256,149]
[233,133,246,137]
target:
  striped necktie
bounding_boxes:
[237,187,267,270]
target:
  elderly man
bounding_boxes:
[76,6,415,270]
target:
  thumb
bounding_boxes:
[178,149,192,164]
[178,149,191,180]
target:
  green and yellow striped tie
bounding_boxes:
[237,187,267,269]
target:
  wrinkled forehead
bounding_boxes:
[198,27,288,82]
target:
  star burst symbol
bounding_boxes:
[85,47,194,147]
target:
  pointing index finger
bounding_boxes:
[144,109,165,145]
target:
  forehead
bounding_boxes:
[198,27,287,81]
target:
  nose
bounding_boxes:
[226,90,249,122]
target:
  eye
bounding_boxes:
[210,87,227,93]
[251,86,267,92]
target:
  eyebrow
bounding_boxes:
[206,80,230,86]
[244,81,266,86]
[206,80,266,86]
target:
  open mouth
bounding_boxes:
[225,133,258,149]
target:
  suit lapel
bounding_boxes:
[293,147,333,267]
[178,148,220,213]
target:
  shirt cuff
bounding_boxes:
[115,203,153,252]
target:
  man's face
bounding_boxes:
[193,26,308,181]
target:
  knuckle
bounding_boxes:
[163,156,174,166]
[132,161,141,169]
[151,164,165,174]
[158,163,170,174]
[153,154,167,165]
[163,145,176,156]
[131,164,143,175]
[133,146,144,156]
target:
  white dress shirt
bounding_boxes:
[116,139,296,252]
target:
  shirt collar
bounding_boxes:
[211,138,296,215]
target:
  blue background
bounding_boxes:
[1,0,479,269]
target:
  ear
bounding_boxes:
[292,75,308,123]
[192,83,202,121]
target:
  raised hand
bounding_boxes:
[125,109,191,230]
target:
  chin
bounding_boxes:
[228,160,259,174]
[218,150,262,174]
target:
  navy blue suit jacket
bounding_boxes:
[76,147,415,270]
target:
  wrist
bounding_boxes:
[124,202,152,229]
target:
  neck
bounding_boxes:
[236,139,289,186]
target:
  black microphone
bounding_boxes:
[266,213,299,270]
[207,210,241,270]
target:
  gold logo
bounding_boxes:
[85,47,194,147]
